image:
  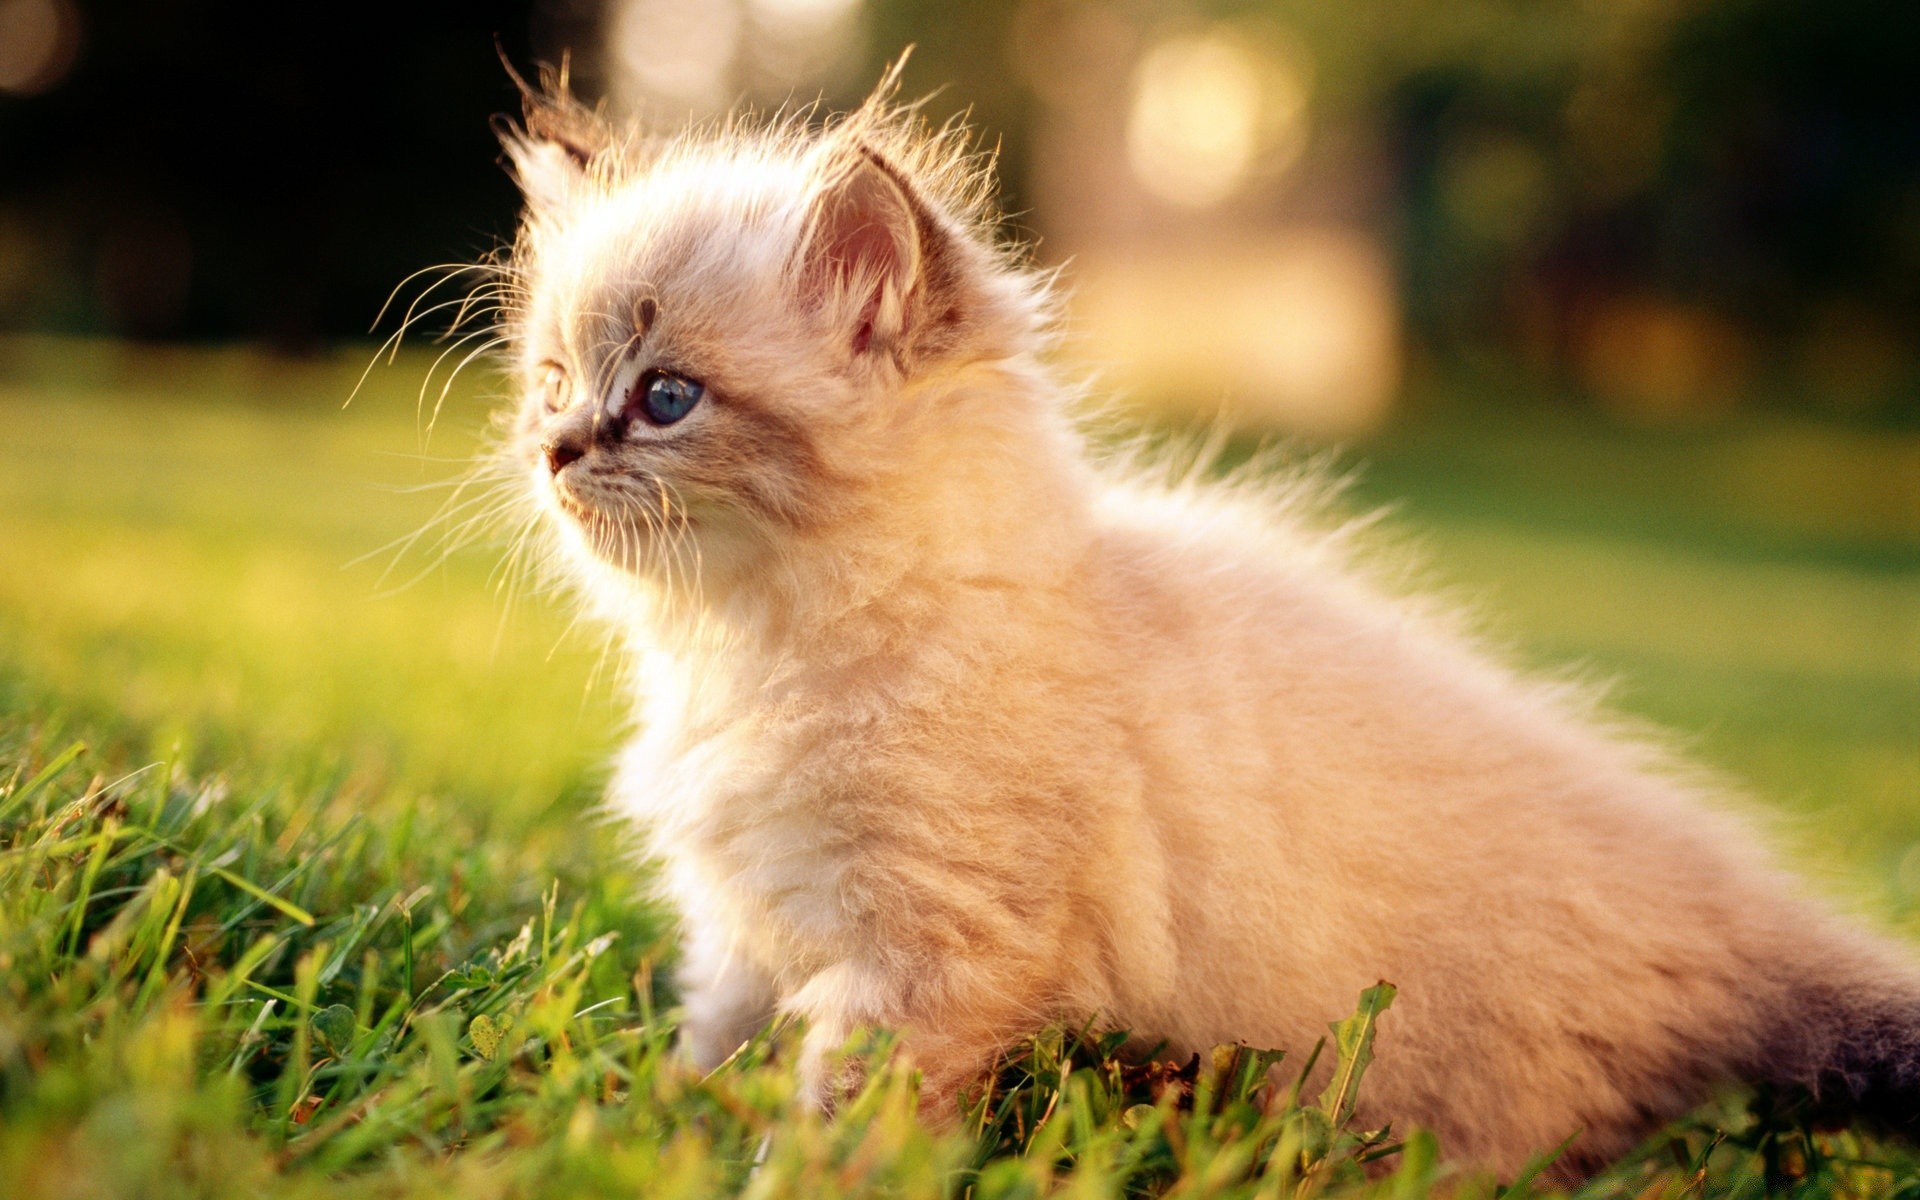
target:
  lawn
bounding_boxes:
[1,336,1916,1198]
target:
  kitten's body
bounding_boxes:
[488,79,1920,1181]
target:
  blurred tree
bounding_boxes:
[1,0,1914,418]
[1375,0,1920,414]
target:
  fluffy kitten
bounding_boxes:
[485,76,1920,1181]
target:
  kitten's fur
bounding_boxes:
[487,76,1920,1180]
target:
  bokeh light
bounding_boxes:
[1071,230,1399,437]
[605,0,863,117]
[606,0,745,114]
[1124,26,1311,210]
[0,0,80,97]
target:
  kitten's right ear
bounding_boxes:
[798,148,922,359]
[495,66,607,211]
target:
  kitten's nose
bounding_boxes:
[541,403,622,474]
[543,429,588,474]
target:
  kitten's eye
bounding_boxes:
[538,361,571,413]
[637,371,704,426]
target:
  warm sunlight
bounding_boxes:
[1124,27,1311,210]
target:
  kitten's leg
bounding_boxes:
[676,924,776,1071]
[785,958,1032,1124]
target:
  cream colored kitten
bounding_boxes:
[487,77,1920,1181]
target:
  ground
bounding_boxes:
[1,337,1916,1197]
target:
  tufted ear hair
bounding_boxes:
[798,141,963,362]
[496,63,608,211]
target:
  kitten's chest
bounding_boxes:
[611,704,859,967]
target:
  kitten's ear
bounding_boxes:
[504,136,588,211]
[497,78,607,211]
[799,143,959,361]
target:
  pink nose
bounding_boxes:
[543,436,586,474]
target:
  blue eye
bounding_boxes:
[638,371,704,426]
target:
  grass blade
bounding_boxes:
[1,740,87,822]
[208,863,317,927]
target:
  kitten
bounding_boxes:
[485,74,1920,1181]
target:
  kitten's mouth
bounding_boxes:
[551,482,597,519]
[548,471,699,539]
[547,464,611,518]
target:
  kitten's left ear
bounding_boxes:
[497,74,608,212]
[798,142,965,363]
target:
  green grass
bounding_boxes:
[1,337,1917,1198]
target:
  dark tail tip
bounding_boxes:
[1774,984,1920,1139]
[1821,1001,1920,1136]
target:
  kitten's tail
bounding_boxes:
[1763,947,1920,1136]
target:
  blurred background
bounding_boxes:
[3,0,1918,430]
[0,3,1914,907]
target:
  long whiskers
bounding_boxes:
[352,464,527,595]
[420,330,511,437]
[349,260,524,409]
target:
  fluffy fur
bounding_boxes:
[475,73,1920,1181]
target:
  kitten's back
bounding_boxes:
[1074,478,1920,1177]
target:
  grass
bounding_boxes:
[0,336,1916,1198]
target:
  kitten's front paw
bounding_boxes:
[674,931,776,1071]
[784,962,996,1128]
[797,1038,872,1116]
[678,1019,754,1072]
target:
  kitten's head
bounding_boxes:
[494,77,1051,605]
